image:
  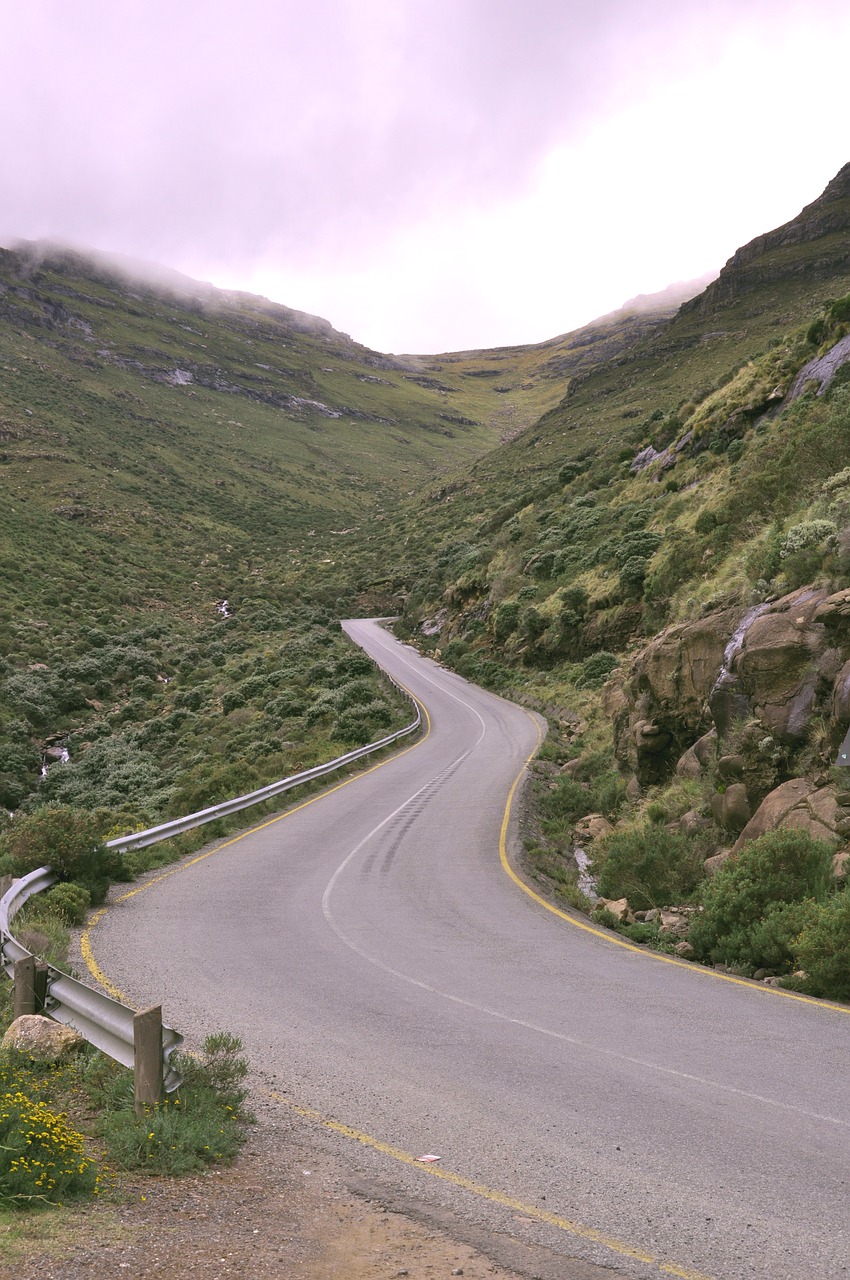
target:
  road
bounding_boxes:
[85,620,850,1280]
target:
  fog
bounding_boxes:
[3,0,850,351]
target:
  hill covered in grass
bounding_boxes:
[7,160,850,997]
[0,240,702,819]
[386,161,850,993]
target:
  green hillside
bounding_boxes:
[5,162,850,998]
[0,241,700,820]
[384,162,850,995]
[392,162,850,648]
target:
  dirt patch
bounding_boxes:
[1,1102,526,1280]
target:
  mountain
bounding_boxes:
[0,241,696,818]
[3,164,850,993]
[382,163,850,992]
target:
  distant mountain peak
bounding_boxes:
[684,161,850,314]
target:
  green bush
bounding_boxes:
[96,1032,250,1176]
[792,889,850,998]
[521,606,546,641]
[2,807,120,901]
[689,829,834,969]
[541,776,595,826]
[574,652,620,689]
[493,601,521,640]
[40,881,92,926]
[593,826,705,912]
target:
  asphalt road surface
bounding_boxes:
[85,620,850,1280]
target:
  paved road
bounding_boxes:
[87,620,850,1280]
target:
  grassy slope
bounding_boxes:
[387,167,850,631]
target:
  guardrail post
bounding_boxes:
[13,955,37,1018]
[134,1004,164,1115]
[34,961,48,1013]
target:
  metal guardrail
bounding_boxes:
[0,868,184,1091]
[106,698,421,853]
[0,666,422,1091]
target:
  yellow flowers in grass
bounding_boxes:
[0,1084,99,1205]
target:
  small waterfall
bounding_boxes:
[574,847,598,903]
[709,602,770,737]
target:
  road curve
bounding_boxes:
[84,621,850,1280]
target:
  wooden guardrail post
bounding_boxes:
[13,955,37,1018]
[134,1004,164,1115]
[34,960,48,1013]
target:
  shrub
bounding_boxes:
[703,898,816,973]
[689,829,834,968]
[493,601,521,641]
[792,889,850,999]
[221,690,247,714]
[574,652,620,689]
[779,520,836,559]
[541,776,595,826]
[521,607,546,641]
[619,555,649,593]
[333,700,393,743]
[40,881,91,926]
[96,1032,249,1176]
[2,807,119,900]
[613,531,662,567]
[592,826,705,911]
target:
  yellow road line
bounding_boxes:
[263,1086,715,1280]
[500,714,850,1016]
[79,659,833,1280]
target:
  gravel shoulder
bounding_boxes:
[2,1093,535,1280]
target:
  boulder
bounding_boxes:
[825,649,850,753]
[704,849,734,876]
[658,911,689,935]
[674,941,695,958]
[675,743,705,779]
[679,809,711,837]
[574,813,614,841]
[594,897,634,923]
[692,729,718,766]
[625,775,642,802]
[732,780,842,851]
[832,849,849,879]
[733,588,830,743]
[712,782,752,833]
[2,1014,84,1061]
[717,754,745,780]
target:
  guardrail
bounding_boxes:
[106,698,421,853]
[0,867,184,1095]
[0,667,422,1098]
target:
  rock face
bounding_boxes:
[610,585,850,789]
[732,781,843,852]
[2,1014,84,1061]
[605,582,850,861]
[682,162,850,314]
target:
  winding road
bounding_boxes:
[83,620,850,1280]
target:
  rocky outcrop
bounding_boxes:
[610,585,850,788]
[605,582,850,862]
[682,163,850,315]
[731,781,844,852]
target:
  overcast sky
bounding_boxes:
[2,1,849,353]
